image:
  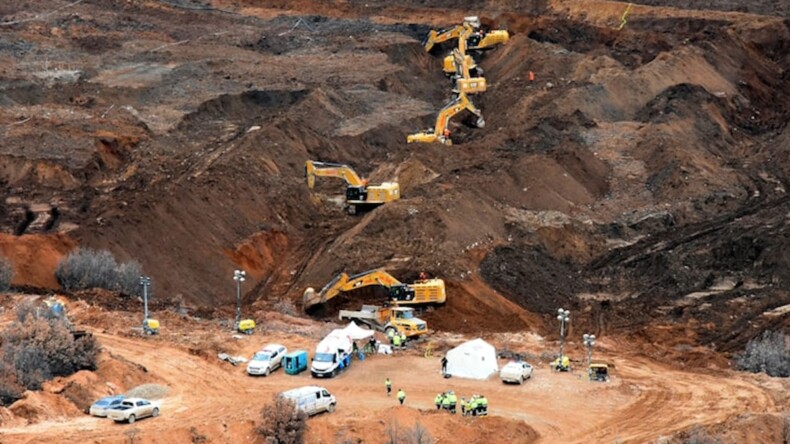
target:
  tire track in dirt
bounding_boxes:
[578,357,776,443]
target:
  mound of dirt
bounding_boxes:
[309,406,538,444]
[0,233,76,289]
[8,391,83,424]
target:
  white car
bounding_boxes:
[247,344,287,376]
[106,398,160,423]
[499,361,534,384]
[281,386,336,416]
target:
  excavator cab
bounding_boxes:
[346,186,367,202]
[389,284,416,303]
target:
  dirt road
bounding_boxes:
[0,331,775,443]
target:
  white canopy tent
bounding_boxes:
[445,338,498,379]
[342,321,375,340]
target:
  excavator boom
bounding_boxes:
[423,16,480,52]
[406,92,485,145]
[305,160,364,188]
[303,269,446,309]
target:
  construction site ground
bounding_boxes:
[1,0,790,442]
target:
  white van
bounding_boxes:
[281,386,336,416]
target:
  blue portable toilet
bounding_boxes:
[284,350,308,375]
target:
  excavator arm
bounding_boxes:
[303,269,403,308]
[407,92,485,145]
[422,16,480,52]
[305,160,365,189]
[423,24,465,53]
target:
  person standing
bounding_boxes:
[385,378,392,396]
[441,356,448,374]
[435,393,443,410]
[397,388,406,405]
[392,333,402,349]
[399,331,407,349]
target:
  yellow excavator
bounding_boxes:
[423,16,509,54]
[451,48,486,95]
[303,269,446,310]
[406,92,484,145]
[305,160,400,215]
[424,16,509,74]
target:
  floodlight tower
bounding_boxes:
[233,269,246,328]
[140,276,151,321]
[557,308,570,359]
[583,333,597,365]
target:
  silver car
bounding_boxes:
[106,398,160,423]
[89,395,125,417]
[247,344,287,376]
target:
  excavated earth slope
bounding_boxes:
[0,0,788,346]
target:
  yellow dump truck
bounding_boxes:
[339,305,428,338]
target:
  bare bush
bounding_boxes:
[257,396,308,444]
[0,307,99,401]
[736,330,790,377]
[385,420,435,444]
[0,256,12,292]
[0,366,24,405]
[273,299,298,316]
[683,426,722,444]
[55,248,142,295]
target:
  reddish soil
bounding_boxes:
[1,0,790,441]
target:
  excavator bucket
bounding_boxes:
[305,161,316,189]
[471,30,510,50]
[303,273,349,309]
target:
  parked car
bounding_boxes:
[499,360,534,384]
[247,344,287,376]
[89,395,125,417]
[106,398,160,424]
[281,386,336,416]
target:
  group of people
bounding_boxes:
[434,391,488,416]
[387,328,408,349]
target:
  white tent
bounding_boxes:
[342,321,375,341]
[445,338,498,380]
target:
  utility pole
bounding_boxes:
[583,333,596,365]
[557,308,570,360]
[233,269,246,328]
[139,276,151,321]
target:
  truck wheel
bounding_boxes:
[519,376,524,384]
[128,414,136,424]
[327,403,336,413]
[264,367,270,376]
[152,408,159,417]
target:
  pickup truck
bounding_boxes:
[106,398,160,423]
[499,361,533,384]
[338,305,428,338]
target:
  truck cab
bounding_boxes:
[311,333,352,378]
[388,307,428,338]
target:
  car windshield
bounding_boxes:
[314,353,335,362]
[398,311,414,319]
[253,352,271,361]
[94,399,112,406]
